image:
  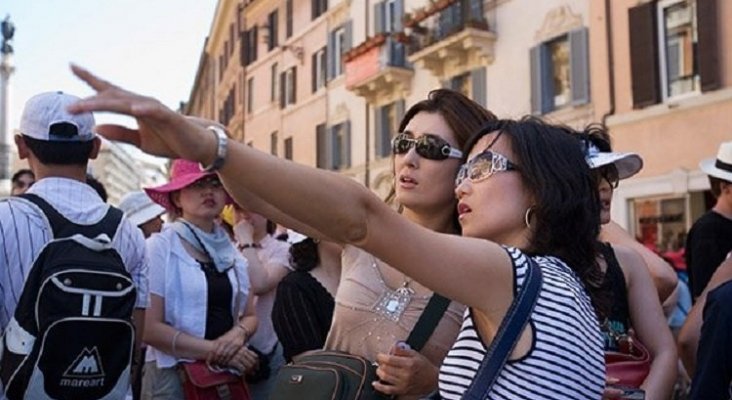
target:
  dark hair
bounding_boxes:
[580,123,612,152]
[22,136,94,166]
[289,238,319,272]
[86,175,108,202]
[11,169,34,183]
[709,176,731,198]
[465,117,607,316]
[386,89,497,229]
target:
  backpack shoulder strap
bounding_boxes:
[19,193,123,240]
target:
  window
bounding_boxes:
[242,26,258,66]
[316,123,351,170]
[280,66,297,108]
[286,0,294,38]
[375,100,404,158]
[268,10,279,51]
[658,0,698,99]
[271,63,278,102]
[270,131,278,156]
[312,47,327,92]
[312,0,328,20]
[247,77,254,114]
[530,28,589,114]
[327,24,351,79]
[219,86,236,126]
[547,36,571,109]
[629,0,718,108]
[284,137,293,160]
[447,72,470,97]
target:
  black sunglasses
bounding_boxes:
[391,133,463,161]
[595,165,619,189]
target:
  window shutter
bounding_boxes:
[629,2,660,108]
[380,106,392,158]
[327,31,335,80]
[328,126,339,170]
[345,21,353,52]
[252,26,258,62]
[529,46,543,114]
[375,106,385,157]
[312,53,318,93]
[344,121,352,168]
[394,0,404,32]
[395,99,405,127]
[569,27,590,105]
[316,124,327,168]
[375,2,386,34]
[292,66,297,103]
[240,31,247,66]
[471,67,487,107]
[279,72,286,109]
[697,0,720,92]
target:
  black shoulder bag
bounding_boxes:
[270,294,451,400]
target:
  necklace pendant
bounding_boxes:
[373,288,412,322]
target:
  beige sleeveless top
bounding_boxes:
[324,246,464,369]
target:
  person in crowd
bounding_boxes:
[86,174,108,202]
[10,168,34,195]
[582,127,677,399]
[0,91,148,396]
[67,66,610,398]
[230,205,290,399]
[140,159,258,399]
[118,190,166,238]
[271,233,341,362]
[677,256,732,399]
[118,190,166,400]
[678,256,732,375]
[685,141,732,299]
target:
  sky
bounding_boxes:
[1,0,219,162]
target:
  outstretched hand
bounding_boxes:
[67,64,216,163]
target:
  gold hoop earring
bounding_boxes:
[524,207,534,229]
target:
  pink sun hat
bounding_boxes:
[144,159,232,211]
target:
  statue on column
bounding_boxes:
[1,16,14,55]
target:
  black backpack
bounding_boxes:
[0,194,137,400]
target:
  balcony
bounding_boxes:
[406,0,496,79]
[345,33,413,104]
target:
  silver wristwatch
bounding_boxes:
[200,125,228,172]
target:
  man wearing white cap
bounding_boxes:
[118,190,165,238]
[686,141,732,300]
[0,92,148,399]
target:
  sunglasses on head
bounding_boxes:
[594,165,619,189]
[391,133,463,161]
[189,177,223,190]
[455,149,519,187]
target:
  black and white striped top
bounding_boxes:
[438,247,605,400]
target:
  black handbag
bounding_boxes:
[269,294,451,400]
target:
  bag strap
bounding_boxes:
[463,257,543,399]
[19,193,122,239]
[405,293,450,352]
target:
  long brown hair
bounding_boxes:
[385,89,497,211]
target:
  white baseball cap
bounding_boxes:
[19,91,96,142]
[585,142,643,180]
[118,191,166,227]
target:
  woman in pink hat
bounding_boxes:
[140,159,258,399]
